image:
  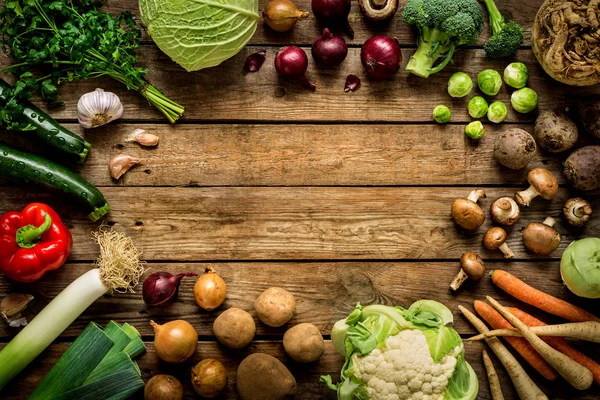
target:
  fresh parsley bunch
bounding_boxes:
[0,0,184,122]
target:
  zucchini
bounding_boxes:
[0,78,91,163]
[0,143,109,221]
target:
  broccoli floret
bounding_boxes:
[482,0,524,58]
[402,0,484,78]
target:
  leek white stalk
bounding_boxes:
[0,229,144,392]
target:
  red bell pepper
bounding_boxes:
[0,203,72,283]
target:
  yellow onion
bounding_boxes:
[191,359,228,398]
[144,374,183,400]
[151,320,198,363]
[262,0,309,33]
[194,267,227,311]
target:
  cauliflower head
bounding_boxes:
[322,301,478,400]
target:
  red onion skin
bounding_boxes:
[312,29,348,68]
[311,0,354,38]
[275,46,316,90]
[143,272,198,307]
[244,50,266,72]
[361,35,402,80]
[344,74,361,92]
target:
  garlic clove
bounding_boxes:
[126,129,159,147]
[1,294,34,325]
[78,88,124,129]
[110,154,141,180]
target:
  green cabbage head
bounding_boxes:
[139,0,260,72]
[322,301,479,400]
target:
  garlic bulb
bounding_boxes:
[78,88,124,129]
[110,154,141,180]
[127,129,159,147]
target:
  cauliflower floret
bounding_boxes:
[352,329,461,400]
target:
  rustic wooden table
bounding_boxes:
[1,0,599,399]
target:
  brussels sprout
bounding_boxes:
[468,96,489,119]
[433,105,451,123]
[465,121,484,139]
[488,101,508,123]
[511,88,538,113]
[503,62,528,89]
[478,69,503,96]
[448,72,473,98]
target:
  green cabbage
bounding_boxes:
[139,0,260,72]
[561,238,600,299]
[322,301,479,400]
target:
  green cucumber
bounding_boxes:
[0,78,91,163]
[0,143,109,221]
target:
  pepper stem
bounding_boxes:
[16,214,52,248]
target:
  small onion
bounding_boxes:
[275,46,316,90]
[143,271,198,307]
[312,0,354,38]
[144,374,183,400]
[191,359,228,398]
[151,320,198,363]
[361,35,402,80]
[194,266,227,311]
[263,0,309,33]
[311,28,348,68]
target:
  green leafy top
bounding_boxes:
[139,0,260,72]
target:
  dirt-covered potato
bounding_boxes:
[563,146,600,191]
[283,323,324,363]
[494,128,537,170]
[237,353,297,400]
[213,308,256,349]
[534,110,578,153]
[254,287,296,327]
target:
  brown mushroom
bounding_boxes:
[522,217,561,256]
[563,198,593,227]
[493,128,537,170]
[483,227,515,258]
[449,252,486,292]
[490,197,520,226]
[515,168,558,207]
[359,0,398,21]
[451,189,486,230]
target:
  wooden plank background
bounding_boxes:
[1,0,600,399]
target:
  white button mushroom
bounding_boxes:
[522,217,561,256]
[515,168,558,207]
[483,227,515,258]
[449,252,486,292]
[451,189,486,231]
[563,198,593,227]
[490,197,520,226]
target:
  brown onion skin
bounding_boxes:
[191,359,228,398]
[143,271,197,307]
[361,35,402,80]
[151,320,198,363]
[311,28,348,68]
[194,266,227,311]
[311,0,354,38]
[144,375,183,400]
[263,0,309,33]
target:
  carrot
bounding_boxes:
[486,296,593,390]
[508,307,600,385]
[474,300,558,380]
[458,305,548,400]
[490,270,600,322]
[470,322,600,343]
[482,349,505,400]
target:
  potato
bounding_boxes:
[534,110,578,153]
[283,323,324,363]
[213,308,255,349]
[254,287,296,327]
[237,353,296,400]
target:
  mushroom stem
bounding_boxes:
[499,243,515,259]
[450,269,469,292]
[515,186,539,207]
[467,189,486,203]
[574,204,593,218]
[542,216,557,227]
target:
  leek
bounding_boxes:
[0,229,145,392]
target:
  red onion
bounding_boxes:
[311,0,354,39]
[344,74,361,92]
[311,29,348,68]
[143,271,198,307]
[274,46,316,90]
[244,50,266,72]
[360,35,402,80]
